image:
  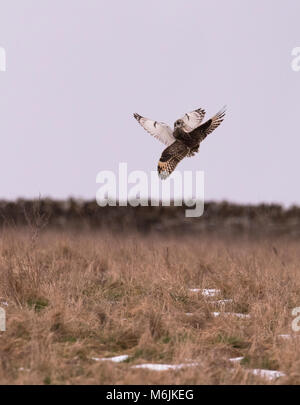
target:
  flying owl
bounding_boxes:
[133,107,226,179]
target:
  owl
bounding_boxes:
[134,107,226,179]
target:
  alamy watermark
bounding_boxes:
[0,307,6,331]
[291,47,300,72]
[96,163,204,217]
[292,307,300,332]
[0,47,6,72]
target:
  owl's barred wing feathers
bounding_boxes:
[192,107,226,143]
[134,106,226,180]
[133,113,175,146]
[157,141,189,180]
[180,108,206,132]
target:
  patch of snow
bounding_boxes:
[92,355,129,363]
[132,363,198,371]
[189,288,221,297]
[202,289,221,297]
[211,299,233,304]
[249,369,286,380]
[212,312,250,319]
[229,357,244,363]
[278,334,292,339]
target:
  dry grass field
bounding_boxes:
[0,226,300,385]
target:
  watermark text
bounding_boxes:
[291,47,300,72]
[292,307,300,332]
[0,47,6,72]
[96,163,204,217]
[0,307,6,331]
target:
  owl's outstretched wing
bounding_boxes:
[180,108,206,132]
[133,113,175,146]
[190,107,226,143]
[157,141,189,179]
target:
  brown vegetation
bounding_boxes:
[1,199,300,236]
[0,220,300,384]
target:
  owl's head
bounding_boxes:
[174,119,184,130]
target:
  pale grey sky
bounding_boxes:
[0,0,299,205]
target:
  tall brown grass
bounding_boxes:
[0,227,300,384]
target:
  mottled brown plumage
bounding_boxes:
[134,107,226,179]
[157,141,190,180]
